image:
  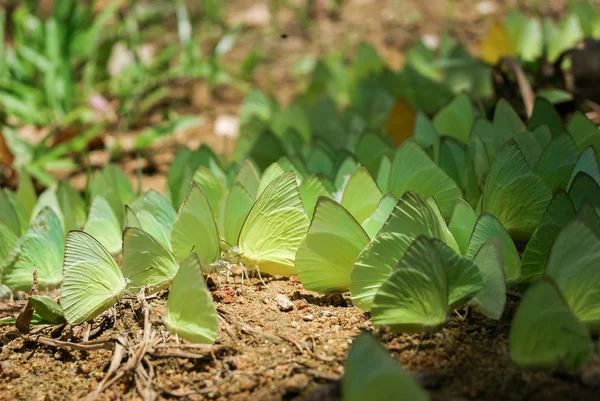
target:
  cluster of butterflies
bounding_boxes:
[0,161,312,344]
[0,97,600,374]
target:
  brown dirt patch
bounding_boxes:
[1,276,598,401]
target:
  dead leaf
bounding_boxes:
[0,128,14,167]
[480,21,516,65]
[387,98,416,146]
[16,268,38,334]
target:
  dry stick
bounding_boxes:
[88,338,126,401]
[501,56,535,118]
[217,314,239,342]
[33,336,115,351]
[149,350,215,359]
[0,302,26,314]
[88,294,154,400]
[154,343,227,350]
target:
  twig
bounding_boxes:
[33,336,114,351]
[501,56,534,118]
[217,314,239,342]
[148,350,214,359]
[153,343,231,351]
[88,338,126,401]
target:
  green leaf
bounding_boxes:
[30,295,64,324]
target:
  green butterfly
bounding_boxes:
[371,236,482,333]
[545,217,600,331]
[84,196,122,255]
[296,197,369,293]
[122,227,179,294]
[350,191,444,311]
[510,279,590,370]
[61,231,126,324]
[2,207,64,291]
[236,172,309,276]
[343,332,429,401]
[170,182,221,272]
[164,253,218,344]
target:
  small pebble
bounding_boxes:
[322,310,332,317]
[290,321,299,329]
[235,288,242,296]
[275,294,294,312]
[282,373,309,393]
[303,314,314,321]
[295,299,308,310]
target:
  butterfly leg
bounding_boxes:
[255,266,268,287]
